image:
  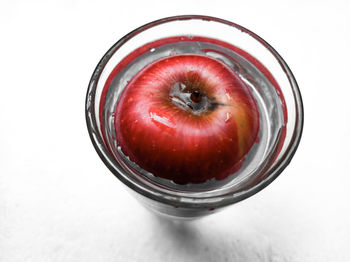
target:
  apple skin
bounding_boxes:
[114,54,259,184]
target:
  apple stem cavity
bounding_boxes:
[169,81,221,116]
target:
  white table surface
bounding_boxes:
[1,0,350,261]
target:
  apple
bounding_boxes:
[114,54,259,184]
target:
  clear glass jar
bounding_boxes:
[85,15,303,219]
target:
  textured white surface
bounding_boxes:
[1,0,350,261]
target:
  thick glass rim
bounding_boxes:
[85,15,304,209]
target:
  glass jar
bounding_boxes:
[85,15,303,219]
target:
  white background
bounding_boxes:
[1,0,350,261]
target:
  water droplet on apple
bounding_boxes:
[225,112,232,123]
[150,48,155,52]
[149,112,176,128]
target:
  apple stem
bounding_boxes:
[190,89,201,103]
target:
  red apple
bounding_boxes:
[114,54,259,184]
